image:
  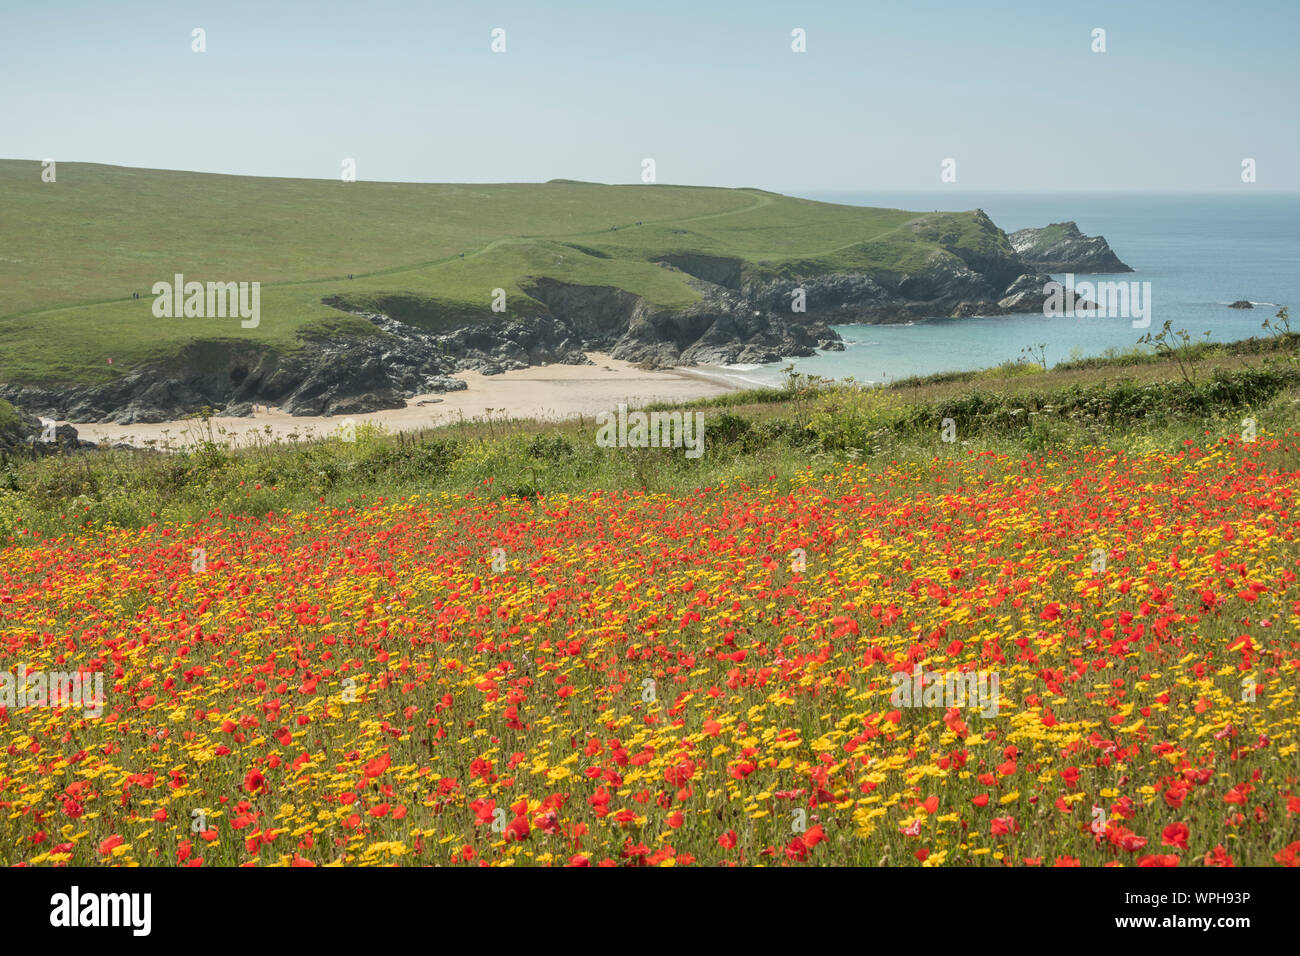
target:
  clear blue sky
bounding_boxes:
[2,0,1295,190]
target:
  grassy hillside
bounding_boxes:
[0,161,997,386]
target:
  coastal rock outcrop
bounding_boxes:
[1009,222,1133,273]
[4,209,1131,423]
[0,399,95,456]
[0,320,465,424]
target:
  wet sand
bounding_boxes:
[68,353,745,449]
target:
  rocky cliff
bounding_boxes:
[0,399,95,456]
[1009,222,1133,273]
[2,212,1129,424]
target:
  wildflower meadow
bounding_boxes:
[2,433,1297,867]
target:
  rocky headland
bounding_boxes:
[1,214,1131,425]
[1009,222,1132,274]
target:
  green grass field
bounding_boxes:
[0,161,1001,386]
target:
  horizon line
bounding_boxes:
[5,158,1297,194]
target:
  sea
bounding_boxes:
[711,191,1300,388]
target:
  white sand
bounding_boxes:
[67,353,744,449]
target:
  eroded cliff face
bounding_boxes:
[525,274,837,368]
[1,215,1095,423]
[1009,222,1133,274]
[528,213,1059,368]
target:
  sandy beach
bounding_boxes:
[66,353,746,449]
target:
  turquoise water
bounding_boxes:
[723,192,1299,387]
